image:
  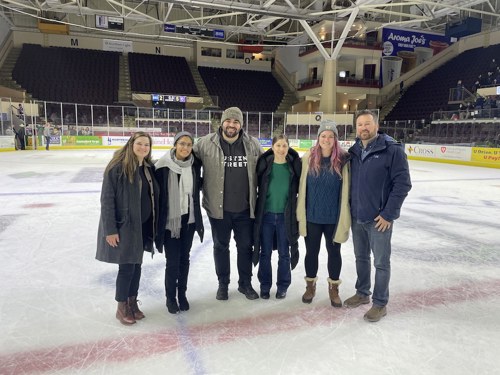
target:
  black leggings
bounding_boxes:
[304,222,342,280]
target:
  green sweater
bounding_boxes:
[264,162,290,213]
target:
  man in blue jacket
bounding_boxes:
[344,109,412,322]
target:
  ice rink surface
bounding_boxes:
[0,149,499,375]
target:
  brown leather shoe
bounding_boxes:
[128,296,145,320]
[116,301,136,325]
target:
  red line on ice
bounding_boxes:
[1,278,499,374]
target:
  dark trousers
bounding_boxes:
[304,222,342,280]
[16,134,26,150]
[208,210,254,288]
[115,263,142,302]
[45,136,50,150]
[163,214,195,301]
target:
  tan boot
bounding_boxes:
[116,301,136,325]
[364,305,387,322]
[327,278,342,308]
[128,296,145,320]
[302,277,318,304]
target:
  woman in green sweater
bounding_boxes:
[253,134,302,299]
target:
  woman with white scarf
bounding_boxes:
[155,131,204,314]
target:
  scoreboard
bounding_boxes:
[152,94,187,109]
[96,15,124,31]
[164,24,225,39]
[152,94,187,104]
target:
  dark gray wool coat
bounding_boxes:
[96,162,159,264]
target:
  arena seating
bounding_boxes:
[385,44,500,123]
[12,44,119,105]
[198,66,284,112]
[415,122,500,144]
[128,53,198,96]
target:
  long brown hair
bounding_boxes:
[104,131,153,183]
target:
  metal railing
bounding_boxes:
[381,117,500,147]
[3,98,497,147]
[1,99,354,141]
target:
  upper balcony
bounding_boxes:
[297,76,380,91]
[298,38,383,58]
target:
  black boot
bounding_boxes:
[216,284,229,300]
[178,291,190,311]
[178,262,190,311]
[166,298,180,314]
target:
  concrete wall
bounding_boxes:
[12,30,193,59]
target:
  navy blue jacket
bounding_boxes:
[349,133,411,222]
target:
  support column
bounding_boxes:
[355,57,365,80]
[319,59,337,113]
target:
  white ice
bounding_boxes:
[0,149,499,375]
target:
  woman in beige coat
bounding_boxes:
[296,120,351,307]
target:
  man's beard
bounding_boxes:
[223,127,239,138]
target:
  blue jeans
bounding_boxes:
[208,210,254,288]
[351,220,393,307]
[258,213,291,293]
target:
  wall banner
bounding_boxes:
[436,145,471,161]
[259,139,272,148]
[380,28,452,84]
[471,148,500,166]
[101,136,130,146]
[381,28,451,57]
[103,39,133,53]
[62,136,102,146]
[405,144,437,158]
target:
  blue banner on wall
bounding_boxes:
[380,27,453,86]
[381,27,452,56]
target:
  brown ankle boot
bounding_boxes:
[327,278,342,308]
[128,296,145,320]
[116,301,136,325]
[302,277,318,304]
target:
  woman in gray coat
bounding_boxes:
[96,131,159,325]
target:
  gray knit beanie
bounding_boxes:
[317,119,338,137]
[174,131,193,145]
[221,107,244,127]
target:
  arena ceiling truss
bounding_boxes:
[1,0,500,54]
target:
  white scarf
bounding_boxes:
[156,149,193,238]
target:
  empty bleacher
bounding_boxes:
[12,44,119,105]
[385,44,500,123]
[128,53,198,96]
[415,122,500,145]
[198,66,284,112]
